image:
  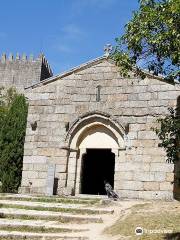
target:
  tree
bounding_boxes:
[112,0,180,82]
[154,107,180,163]
[0,87,17,132]
[112,0,180,166]
[0,94,28,192]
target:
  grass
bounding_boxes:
[0,225,83,233]
[105,201,180,240]
[0,213,72,223]
[0,212,102,224]
[0,195,99,205]
[0,203,102,215]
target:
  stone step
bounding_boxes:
[0,194,100,204]
[0,218,89,232]
[0,199,85,209]
[0,230,89,240]
[0,208,103,223]
[0,200,114,215]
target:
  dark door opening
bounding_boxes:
[81,149,115,195]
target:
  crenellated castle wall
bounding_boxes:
[0,53,53,91]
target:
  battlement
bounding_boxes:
[0,53,53,91]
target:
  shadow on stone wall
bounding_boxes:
[173,95,180,200]
[53,178,59,195]
[164,232,180,240]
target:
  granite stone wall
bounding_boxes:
[0,53,53,91]
[20,57,180,200]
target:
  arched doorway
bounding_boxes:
[65,112,125,195]
[81,149,115,195]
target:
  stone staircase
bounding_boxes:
[0,194,115,240]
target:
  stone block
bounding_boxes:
[67,173,76,181]
[28,114,40,122]
[23,164,33,171]
[50,157,67,165]
[133,108,149,115]
[23,156,47,164]
[43,106,55,114]
[55,105,75,114]
[132,155,152,162]
[21,171,28,179]
[58,173,67,180]
[115,162,150,172]
[33,164,47,171]
[158,91,179,100]
[129,124,146,132]
[128,94,138,101]
[115,180,143,190]
[32,178,46,187]
[138,131,157,140]
[128,132,138,140]
[150,155,166,163]
[28,171,39,179]
[38,172,47,179]
[138,92,151,100]
[59,187,74,196]
[37,148,55,156]
[133,172,155,181]
[21,177,31,186]
[150,163,174,172]
[129,100,148,108]
[56,164,67,173]
[133,85,147,93]
[138,191,173,200]
[72,94,90,102]
[154,172,166,181]
[40,114,59,122]
[160,182,173,191]
[143,147,166,156]
[115,171,134,181]
[132,140,154,148]
[166,173,174,182]
[30,186,46,194]
[24,142,35,150]
[58,180,66,188]
[67,165,76,173]
[116,190,139,199]
[144,182,159,191]
[54,149,68,157]
[23,149,33,156]
[18,186,30,194]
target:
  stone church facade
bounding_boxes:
[0,53,180,200]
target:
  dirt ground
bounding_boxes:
[99,200,180,240]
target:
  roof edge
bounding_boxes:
[25,55,178,90]
[25,56,106,90]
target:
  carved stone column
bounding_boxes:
[112,148,126,190]
[75,148,87,195]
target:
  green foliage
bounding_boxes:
[0,94,28,192]
[0,87,17,132]
[112,0,180,82]
[154,107,180,163]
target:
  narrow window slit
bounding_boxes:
[96,85,101,102]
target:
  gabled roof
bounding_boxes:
[25,56,107,90]
[25,55,172,90]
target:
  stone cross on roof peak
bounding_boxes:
[104,44,112,57]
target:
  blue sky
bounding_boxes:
[0,0,139,74]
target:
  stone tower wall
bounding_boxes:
[0,53,53,91]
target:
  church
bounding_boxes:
[0,49,179,200]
